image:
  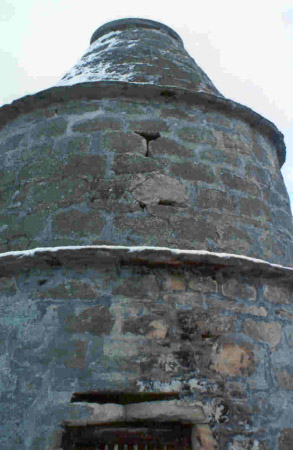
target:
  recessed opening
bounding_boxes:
[70,391,180,404]
[160,90,176,98]
[135,132,161,156]
[61,422,192,449]
[158,200,176,206]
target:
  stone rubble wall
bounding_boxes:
[0,96,292,265]
[0,258,292,449]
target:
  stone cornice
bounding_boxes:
[0,245,292,282]
[0,81,286,167]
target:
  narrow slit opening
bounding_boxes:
[70,391,180,404]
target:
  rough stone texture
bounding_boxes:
[0,95,292,263]
[0,17,293,450]
[279,428,293,449]
[0,254,292,449]
[242,319,282,348]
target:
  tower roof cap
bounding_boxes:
[90,18,183,46]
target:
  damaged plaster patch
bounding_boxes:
[130,173,188,207]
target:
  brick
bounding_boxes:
[242,319,282,348]
[73,117,122,132]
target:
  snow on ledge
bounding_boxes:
[0,245,292,272]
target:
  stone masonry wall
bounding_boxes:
[0,96,292,265]
[0,257,293,449]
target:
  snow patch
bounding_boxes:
[0,245,292,271]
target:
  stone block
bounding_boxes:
[72,117,122,132]
[242,319,282,348]
[130,173,188,206]
[113,153,159,174]
[65,306,114,335]
[263,284,291,304]
[195,424,216,450]
[279,428,293,450]
[205,297,267,317]
[285,325,293,346]
[149,137,192,158]
[86,403,125,423]
[178,127,217,146]
[62,154,106,179]
[102,131,147,155]
[196,188,236,212]
[125,400,206,423]
[37,280,98,299]
[277,369,293,390]
[127,119,169,133]
[275,309,293,320]
[54,209,105,237]
[220,170,261,197]
[239,197,273,221]
[188,275,217,294]
[211,342,255,377]
[31,117,67,139]
[170,162,215,183]
[222,278,257,301]
[162,273,185,291]
[113,274,159,299]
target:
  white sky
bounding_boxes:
[1,0,293,211]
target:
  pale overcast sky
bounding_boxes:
[1,0,293,210]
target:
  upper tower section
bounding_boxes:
[57,18,223,96]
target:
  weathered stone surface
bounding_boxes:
[125,401,205,422]
[277,369,293,390]
[242,319,282,348]
[178,127,217,145]
[149,137,192,158]
[211,342,255,376]
[195,424,216,450]
[162,273,185,291]
[130,173,188,206]
[170,162,215,183]
[113,274,159,299]
[65,306,114,335]
[222,278,257,301]
[127,119,169,134]
[263,284,291,304]
[65,340,87,368]
[206,297,267,317]
[102,131,147,154]
[188,275,217,293]
[279,428,293,450]
[31,117,67,139]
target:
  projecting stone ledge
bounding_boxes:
[0,245,292,282]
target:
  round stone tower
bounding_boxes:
[0,19,293,450]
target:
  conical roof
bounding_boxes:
[57,18,223,96]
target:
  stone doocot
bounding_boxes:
[0,18,293,449]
